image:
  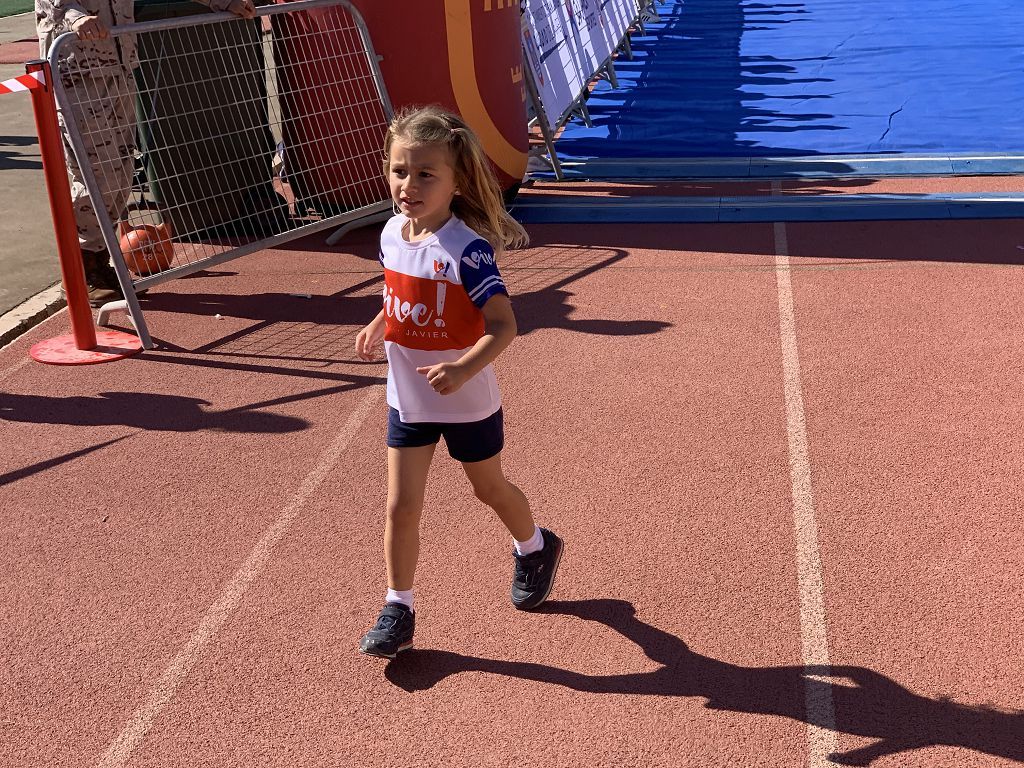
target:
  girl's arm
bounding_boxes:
[355,308,387,361]
[417,294,517,395]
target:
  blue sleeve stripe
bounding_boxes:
[468,275,506,303]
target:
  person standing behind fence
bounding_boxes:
[353,106,564,659]
[35,0,256,307]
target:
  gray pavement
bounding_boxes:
[0,12,61,323]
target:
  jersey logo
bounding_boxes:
[433,259,451,279]
[461,242,495,270]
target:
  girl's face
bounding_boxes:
[387,139,459,235]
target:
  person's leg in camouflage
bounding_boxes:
[58,68,137,308]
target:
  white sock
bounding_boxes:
[514,525,544,556]
[385,588,414,611]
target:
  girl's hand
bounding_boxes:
[416,362,469,396]
[71,15,109,40]
[355,323,384,361]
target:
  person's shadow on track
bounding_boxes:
[0,391,308,433]
[513,288,671,336]
[384,599,1023,766]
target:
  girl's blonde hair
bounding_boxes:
[383,105,529,253]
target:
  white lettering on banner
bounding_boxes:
[521,0,634,130]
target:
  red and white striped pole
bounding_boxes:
[19,59,142,364]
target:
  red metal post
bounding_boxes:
[25,59,97,350]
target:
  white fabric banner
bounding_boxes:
[522,0,636,130]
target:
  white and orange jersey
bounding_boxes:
[379,214,509,423]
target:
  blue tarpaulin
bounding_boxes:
[554,0,1024,159]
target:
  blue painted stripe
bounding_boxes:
[532,154,1024,180]
[950,157,1024,175]
[512,193,1024,224]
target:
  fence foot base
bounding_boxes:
[30,330,143,365]
[96,299,131,328]
[325,209,392,246]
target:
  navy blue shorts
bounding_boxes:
[386,407,504,463]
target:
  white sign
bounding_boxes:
[522,0,636,130]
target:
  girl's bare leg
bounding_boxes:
[385,444,436,590]
[461,452,535,541]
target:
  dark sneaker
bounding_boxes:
[359,602,415,659]
[511,528,564,611]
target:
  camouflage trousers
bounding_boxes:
[57,67,136,252]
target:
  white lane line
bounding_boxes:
[772,209,838,766]
[96,387,383,768]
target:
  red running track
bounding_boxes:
[1,212,1022,767]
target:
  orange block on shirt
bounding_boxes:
[383,268,485,352]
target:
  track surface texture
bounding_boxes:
[2,214,1023,767]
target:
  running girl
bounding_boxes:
[354,106,563,658]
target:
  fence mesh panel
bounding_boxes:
[52,0,391,296]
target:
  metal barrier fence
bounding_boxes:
[522,0,660,181]
[49,0,393,348]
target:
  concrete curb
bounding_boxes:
[0,282,65,351]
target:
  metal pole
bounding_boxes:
[26,59,96,350]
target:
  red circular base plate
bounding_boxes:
[30,330,144,365]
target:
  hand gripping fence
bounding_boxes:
[46,0,394,350]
